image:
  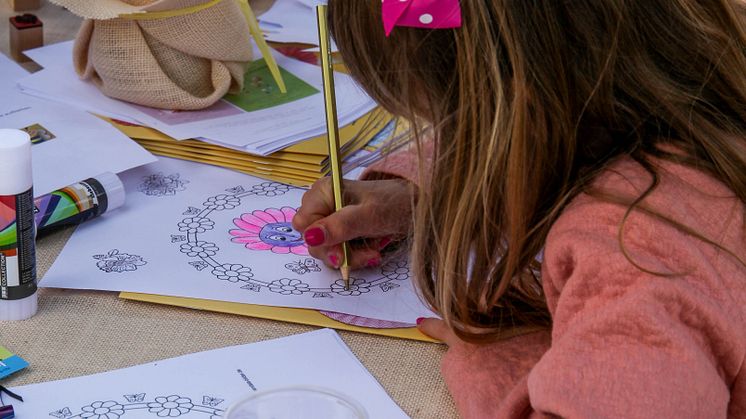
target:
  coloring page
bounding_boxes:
[10,329,409,418]
[42,157,433,323]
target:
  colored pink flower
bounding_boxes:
[230,207,308,256]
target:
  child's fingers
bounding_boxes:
[417,318,456,345]
[310,243,383,270]
[301,205,376,249]
[306,242,335,267]
[345,246,383,270]
[292,178,335,232]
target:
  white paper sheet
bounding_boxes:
[18,42,374,154]
[0,55,157,197]
[42,157,433,323]
[0,53,30,87]
[10,329,410,418]
[259,0,338,52]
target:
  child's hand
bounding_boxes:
[292,178,415,269]
[417,317,457,345]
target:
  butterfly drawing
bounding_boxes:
[284,258,322,275]
[202,396,225,407]
[124,393,146,402]
[49,407,72,418]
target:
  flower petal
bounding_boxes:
[290,245,309,256]
[240,213,269,228]
[281,206,297,223]
[233,218,263,233]
[266,207,286,222]
[232,237,263,245]
[229,228,259,238]
[271,246,291,254]
[246,242,274,250]
[253,209,279,224]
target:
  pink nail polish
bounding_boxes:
[379,237,392,250]
[329,254,339,268]
[366,258,381,268]
[304,227,325,246]
[416,317,425,325]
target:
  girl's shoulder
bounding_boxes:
[551,154,742,253]
[532,155,746,419]
[542,153,745,317]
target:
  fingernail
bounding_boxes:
[379,237,392,250]
[366,258,381,268]
[304,227,325,246]
[416,317,425,325]
[329,254,340,268]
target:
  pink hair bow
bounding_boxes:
[382,0,462,37]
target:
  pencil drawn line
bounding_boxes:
[51,394,225,418]
[92,250,147,274]
[138,172,189,197]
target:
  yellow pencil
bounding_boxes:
[316,4,351,290]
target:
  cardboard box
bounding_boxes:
[11,0,41,12]
[9,14,43,62]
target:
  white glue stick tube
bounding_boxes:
[0,129,38,320]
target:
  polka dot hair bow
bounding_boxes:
[382,0,462,36]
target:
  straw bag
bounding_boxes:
[49,0,280,110]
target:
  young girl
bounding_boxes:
[293,1,746,416]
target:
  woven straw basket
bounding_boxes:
[50,0,274,110]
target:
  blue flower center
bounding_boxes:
[259,222,304,247]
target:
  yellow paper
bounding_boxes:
[134,136,327,165]
[136,142,323,176]
[120,292,437,342]
[104,107,391,157]
[138,149,318,186]
[140,147,319,181]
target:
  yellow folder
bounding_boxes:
[120,292,437,342]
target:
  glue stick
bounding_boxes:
[0,129,37,320]
[34,172,125,236]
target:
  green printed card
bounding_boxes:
[224,59,319,112]
[0,345,28,380]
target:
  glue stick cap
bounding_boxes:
[0,129,32,195]
[0,292,38,321]
[95,172,126,212]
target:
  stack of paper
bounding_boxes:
[0,54,156,197]
[19,41,377,156]
[107,107,409,187]
[18,40,408,186]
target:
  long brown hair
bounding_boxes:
[329,0,746,342]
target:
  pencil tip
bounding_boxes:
[341,266,351,290]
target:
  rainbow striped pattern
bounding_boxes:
[0,195,18,252]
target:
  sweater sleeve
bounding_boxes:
[359,139,434,185]
[441,330,551,418]
[492,193,744,418]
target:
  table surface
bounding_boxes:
[0,2,457,417]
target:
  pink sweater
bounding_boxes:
[366,152,746,418]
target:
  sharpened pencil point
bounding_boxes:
[341,266,351,290]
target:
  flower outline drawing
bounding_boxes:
[93,250,147,273]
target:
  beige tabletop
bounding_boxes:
[0,2,456,417]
